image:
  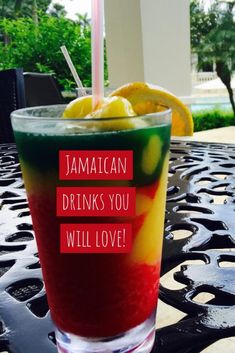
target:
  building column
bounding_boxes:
[104,0,191,96]
[104,0,145,86]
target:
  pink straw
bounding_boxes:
[92,0,104,109]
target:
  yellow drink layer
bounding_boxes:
[132,153,169,265]
[20,152,169,267]
[14,91,172,336]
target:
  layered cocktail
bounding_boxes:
[11,103,171,353]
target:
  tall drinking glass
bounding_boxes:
[11,106,171,353]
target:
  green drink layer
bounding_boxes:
[13,118,171,337]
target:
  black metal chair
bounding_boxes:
[0,68,26,143]
[23,72,65,107]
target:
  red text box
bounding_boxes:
[56,187,136,217]
[60,223,132,253]
[59,150,133,180]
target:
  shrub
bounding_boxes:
[0,13,108,90]
[193,109,234,132]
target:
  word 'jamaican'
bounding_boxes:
[65,155,127,176]
[62,193,130,211]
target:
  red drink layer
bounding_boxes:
[14,123,170,337]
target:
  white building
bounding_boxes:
[104,0,191,97]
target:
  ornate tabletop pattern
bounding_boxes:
[155,141,235,353]
[0,141,235,353]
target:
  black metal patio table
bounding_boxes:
[0,141,235,353]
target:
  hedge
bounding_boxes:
[192,109,234,132]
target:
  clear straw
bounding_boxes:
[91,0,104,109]
[60,45,87,96]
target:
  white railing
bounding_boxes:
[192,72,218,86]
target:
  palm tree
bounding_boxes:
[77,13,91,28]
[198,0,235,116]
[15,0,38,23]
[31,0,38,24]
[14,0,23,16]
[0,0,22,43]
[0,0,19,19]
[49,2,67,18]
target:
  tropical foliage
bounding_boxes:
[0,13,91,89]
[191,0,235,116]
[0,0,51,19]
[193,108,234,131]
[0,8,108,90]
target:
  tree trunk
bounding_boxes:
[226,85,235,118]
[32,0,38,25]
[216,61,235,118]
[3,33,9,45]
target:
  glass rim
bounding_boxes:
[11,104,172,123]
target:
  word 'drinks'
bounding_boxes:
[57,187,136,217]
